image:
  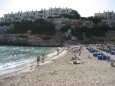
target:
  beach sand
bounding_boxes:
[0,46,115,86]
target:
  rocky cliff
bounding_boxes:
[0,34,64,47]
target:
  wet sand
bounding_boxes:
[0,46,115,86]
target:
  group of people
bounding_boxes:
[70,46,83,64]
[36,46,83,65]
[36,47,61,66]
[37,54,45,65]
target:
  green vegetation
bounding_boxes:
[17,33,29,38]
[60,10,81,19]
[60,25,111,41]
[0,10,115,43]
[41,35,51,40]
[63,36,71,41]
[73,26,109,38]
[81,26,108,38]
[88,16,104,24]
[0,19,56,36]
[60,25,71,33]
[110,37,115,42]
[91,35,97,42]
[48,10,81,19]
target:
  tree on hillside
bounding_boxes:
[8,24,14,33]
[36,20,55,35]
[60,10,81,19]
[88,16,103,24]
[69,10,81,19]
[60,25,71,33]
[71,28,83,40]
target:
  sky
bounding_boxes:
[0,0,115,17]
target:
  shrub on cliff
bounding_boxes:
[60,10,81,19]
[17,34,29,38]
[88,16,103,24]
[41,35,51,40]
[60,25,71,33]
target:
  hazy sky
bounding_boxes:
[0,0,115,17]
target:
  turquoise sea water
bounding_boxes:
[0,46,57,75]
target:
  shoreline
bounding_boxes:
[0,47,67,79]
[0,45,115,86]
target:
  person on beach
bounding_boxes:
[41,54,45,63]
[71,54,77,61]
[57,48,59,55]
[70,57,82,64]
[78,46,82,56]
[37,56,40,65]
[67,44,70,50]
[71,47,74,53]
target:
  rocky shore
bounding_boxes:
[0,34,63,47]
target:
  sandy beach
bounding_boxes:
[0,45,115,86]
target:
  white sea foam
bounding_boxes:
[0,46,57,76]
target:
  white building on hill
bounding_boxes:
[94,11,115,20]
[0,7,72,22]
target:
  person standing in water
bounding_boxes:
[37,56,40,65]
[57,48,60,55]
[41,54,45,63]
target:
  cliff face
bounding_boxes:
[0,34,29,46]
[0,34,64,47]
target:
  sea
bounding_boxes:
[0,45,58,75]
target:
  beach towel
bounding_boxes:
[70,60,81,64]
